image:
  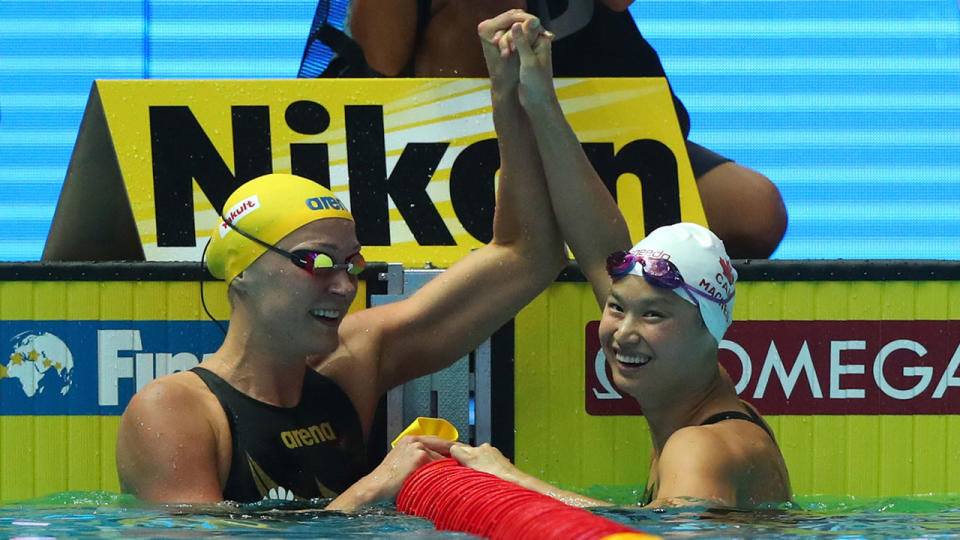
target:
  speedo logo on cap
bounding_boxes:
[634,248,671,260]
[219,195,261,238]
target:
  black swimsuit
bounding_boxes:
[699,407,776,441]
[640,403,775,505]
[191,366,367,503]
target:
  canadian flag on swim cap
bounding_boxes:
[631,222,737,343]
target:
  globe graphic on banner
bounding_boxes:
[3,332,74,398]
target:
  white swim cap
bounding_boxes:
[622,223,736,343]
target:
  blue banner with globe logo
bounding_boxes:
[1,321,225,415]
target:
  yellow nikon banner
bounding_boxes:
[43,78,704,265]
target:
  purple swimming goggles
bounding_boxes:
[605,251,732,306]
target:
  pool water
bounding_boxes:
[1,491,959,538]
[597,495,960,538]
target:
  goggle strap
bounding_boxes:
[221,216,308,266]
[221,215,367,276]
[683,283,733,305]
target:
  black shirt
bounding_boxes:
[529,0,691,136]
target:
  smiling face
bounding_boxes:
[597,275,718,402]
[232,218,361,359]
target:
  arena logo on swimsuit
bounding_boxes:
[279,423,337,449]
[585,320,960,415]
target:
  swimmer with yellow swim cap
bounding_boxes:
[116,60,569,511]
[448,10,791,510]
[205,173,358,286]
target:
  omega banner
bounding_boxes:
[585,320,960,415]
[43,78,705,266]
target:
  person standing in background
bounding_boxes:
[347,0,788,259]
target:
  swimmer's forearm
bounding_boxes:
[509,469,613,508]
[481,11,561,257]
[488,86,561,256]
[325,477,381,512]
[523,92,631,304]
[450,442,611,507]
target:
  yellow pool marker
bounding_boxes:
[600,533,661,540]
[391,417,459,447]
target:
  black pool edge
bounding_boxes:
[0,260,959,282]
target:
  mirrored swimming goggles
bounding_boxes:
[220,216,366,276]
[605,251,731,306]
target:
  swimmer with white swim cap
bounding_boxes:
[116,48,569,510]
[449,10,791,509]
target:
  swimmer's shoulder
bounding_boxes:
[698,414,791,504]
[116,370,230,501]
[665,420,789,506]
[319,309,387,375]
[660,421,775,477]
[127,369,220,413]
[312,312,390,431]
[661,425,740,472]
[657,424,788,506]
[676,416,780,464]
[329,301,415,374]
[652,426,739,505]
[119,370,228,446]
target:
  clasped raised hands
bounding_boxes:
[477,9,555,108]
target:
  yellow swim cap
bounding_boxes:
[206,173,354,283]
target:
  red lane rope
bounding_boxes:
[396,458,657,540]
